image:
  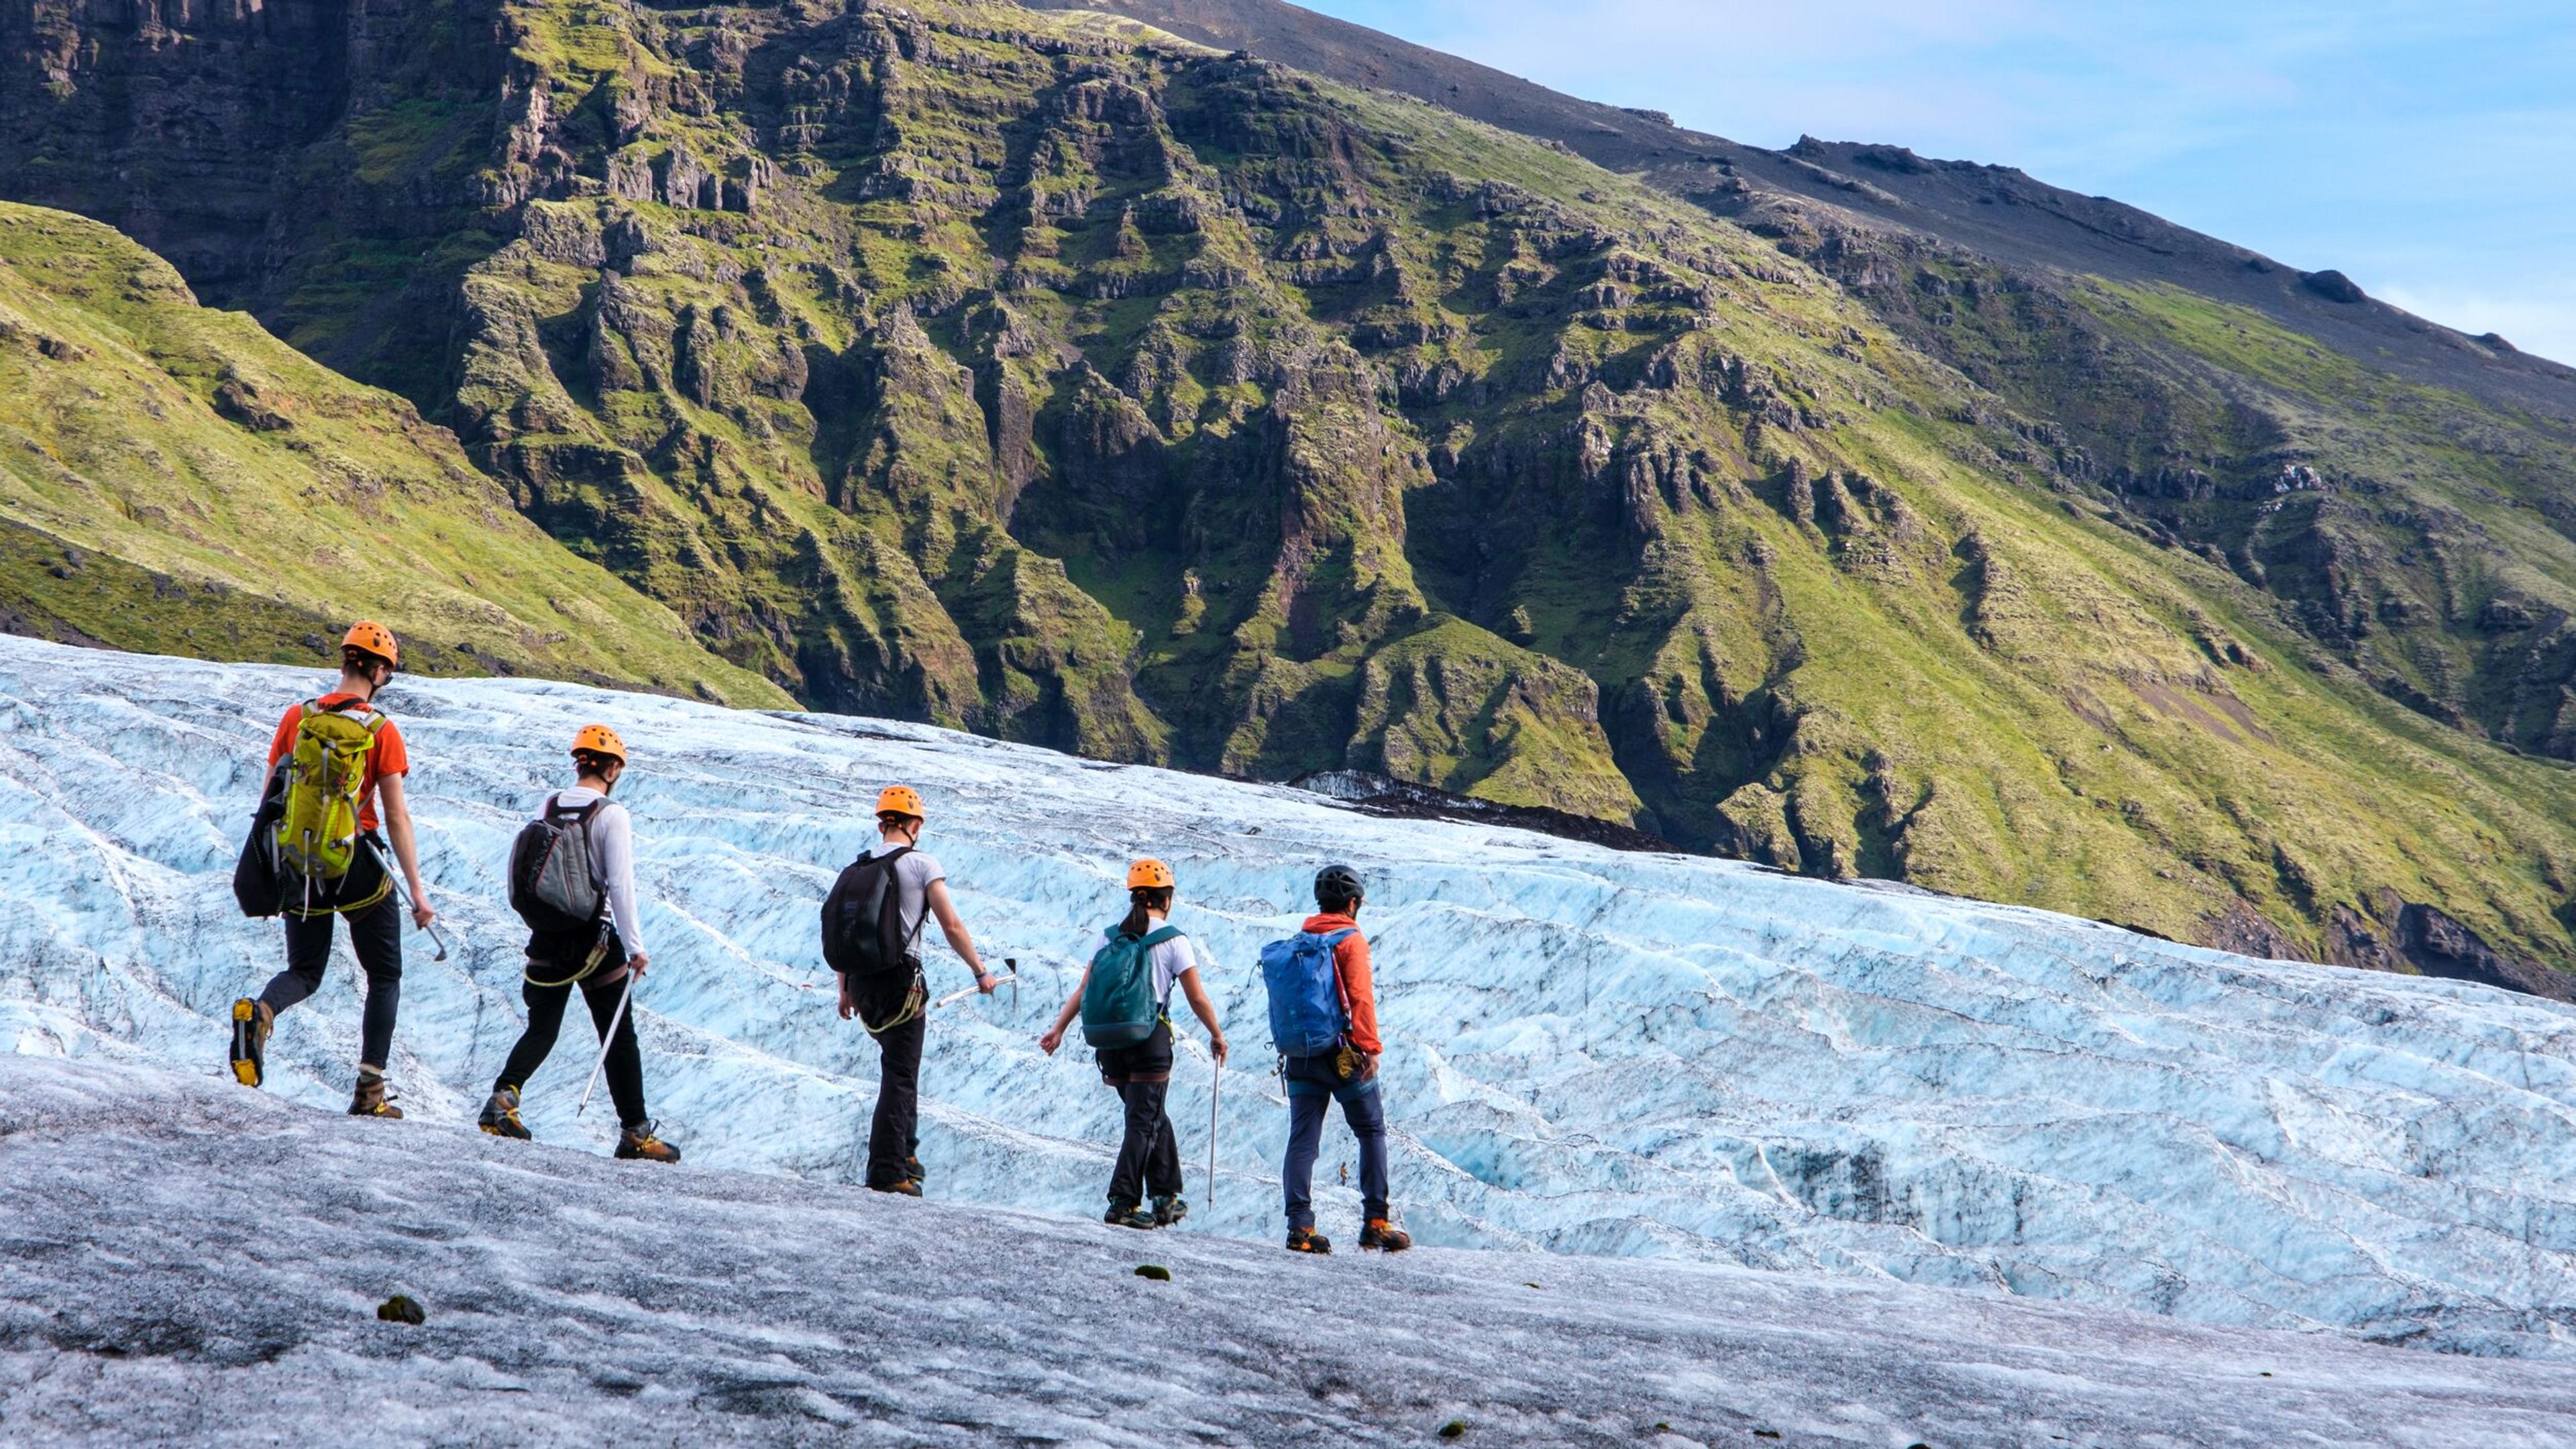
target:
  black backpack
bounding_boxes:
[508,796,606,933]
[821,846,920,979]
[231,770,288,918]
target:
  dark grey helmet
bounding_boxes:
[1314,863,1364,904]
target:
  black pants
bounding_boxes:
[264,891,402,1070]
[1097,1020,1181,1206]
[857,973,926,1189]
[495,955,646,1130]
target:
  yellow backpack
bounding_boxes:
[272,700,386,881]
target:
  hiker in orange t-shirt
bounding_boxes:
[227,623,435,1118]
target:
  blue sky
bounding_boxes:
[1300,1,2576,365]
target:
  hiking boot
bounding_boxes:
[478,1087,531,1141]
[228,998,272,1088]
[1285,1226,1332,1254]
[1359,1218,1412,1253]
[869,1179,923,1197]
[1105,1201,1159,1230]
[906,1155,926,1186]
[347,1071,402,1119]
[614,1120,680,1163]
[1152,1195,1189,1228]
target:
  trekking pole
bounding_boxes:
[363,837,449,962]
[1208,1054,1222,1220]
[577,969,637,1118]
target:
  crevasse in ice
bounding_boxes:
[4,636,2573,1358]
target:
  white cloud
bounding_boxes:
[2374,284,2576,370]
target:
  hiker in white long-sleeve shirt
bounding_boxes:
[478,724,678,1163]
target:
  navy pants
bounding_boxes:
[1280,1052,1389,1230]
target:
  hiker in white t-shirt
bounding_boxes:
[1039,858,1228,1230]
[478,724,677,1163]
[826,785,999,1195]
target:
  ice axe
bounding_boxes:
[933,957,1018,1011]
[577,968,637,1119]
[362,837,449,962]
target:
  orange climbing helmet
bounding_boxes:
[341,621,398,669]
[876,785,924,819]
[571,724,628,763]
[1126,858,1175,891]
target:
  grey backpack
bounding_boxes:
[508,796,604,933]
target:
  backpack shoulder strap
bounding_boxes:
[1319,929,1358,1030]
[1129,927,1185,1010]
[300,698,385,740]
[861,846,929,945]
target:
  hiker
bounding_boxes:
[478,724,678,1163]
[228,622,435,1118]
[1037,859,1230,1230]
[1263,864,1409,1254]
[821,785,1001,1195]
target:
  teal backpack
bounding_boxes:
[1081,924,1181,1049]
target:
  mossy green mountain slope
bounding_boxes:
[1057,0,2576,783]
[2,0,2573,984]
[1748,203,2576,768]
[0,203,785,705]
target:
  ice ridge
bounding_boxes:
[3,636,2574,1358]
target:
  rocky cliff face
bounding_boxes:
[5,0,2576,985]
[1731,166,2576,772]
[1042,0,2576,769]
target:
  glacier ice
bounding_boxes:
[5,636,2576,1360]
[10,1059,2576,1447]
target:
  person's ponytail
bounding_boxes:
[1120,885,1173,938]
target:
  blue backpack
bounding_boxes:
[1082,924,1181,1049]
[1260,928,1356,1057]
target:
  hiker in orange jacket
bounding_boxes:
[1278,863,1408,1254]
